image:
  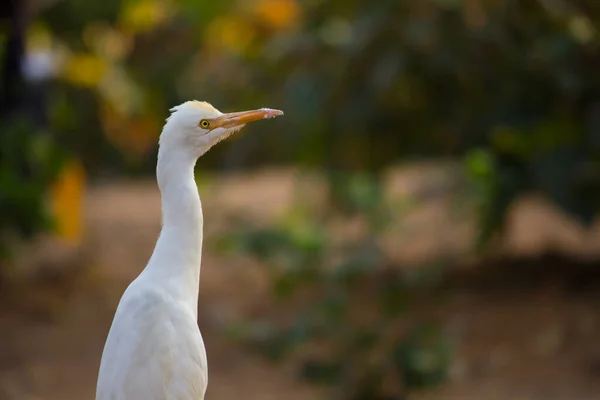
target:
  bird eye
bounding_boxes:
[199,120,210,129]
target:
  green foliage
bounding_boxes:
[202,0,600,239]
[0,116,65,257]
[35,0,600,240]
[394,324,453,389]
[219,173,453,398]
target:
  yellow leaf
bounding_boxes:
[50,159,85,244]
[254,0,301,30]
[61,53,106,88]
[120,0,173,34]
[84,23,133,61]
[27,23,52,50]
[205,16,255,55]
[569,14,595,44]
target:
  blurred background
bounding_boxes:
[2,0,600,398]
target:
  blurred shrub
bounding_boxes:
[0,116,64,258]
[0,1,66,262]
[219,173,453,398]
[35,0,600,240]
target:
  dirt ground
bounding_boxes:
[2,166,600,400]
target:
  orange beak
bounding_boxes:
[211,108,284,129]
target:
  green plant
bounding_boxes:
[0,116,65,259]
[219,173,453,399]
[35,0,600,243]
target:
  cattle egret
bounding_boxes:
[96,101,284,400]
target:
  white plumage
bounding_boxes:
[96,101,283,400]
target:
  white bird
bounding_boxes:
[96,101,283,400]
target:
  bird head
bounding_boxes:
[160,100,283,159]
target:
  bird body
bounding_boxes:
[96,101,283,400]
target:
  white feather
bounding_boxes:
[96,100,281,400]
[96,101,220,400]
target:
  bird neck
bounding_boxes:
[144,147,203,316]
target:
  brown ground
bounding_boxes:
[2,166,600,400]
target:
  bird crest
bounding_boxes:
[169,100,219,115]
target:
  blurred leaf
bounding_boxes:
[349,368,388,400]
[286,221,326,256]
[352,327,379,351]
[0,116,65,252]
[50,159,85,242]
[61,53,107,88]
[205,15,256,56]
[220,226,291,259]
[331,242,381,286]
[253,0,302,31]
[531,148,596,226]
[433,0,463,9]
[393,325,454,389]
[465,148,494,180]
[178,0,234,25]
[379,276,408,318]
[301,359,343,385]
[328,172,384,215]
[401,261,446,289]
[315,291,348,322]
[245,321,293,361]
[273,270,301,298]
[465,149,527,247]
[119,0,173,34]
